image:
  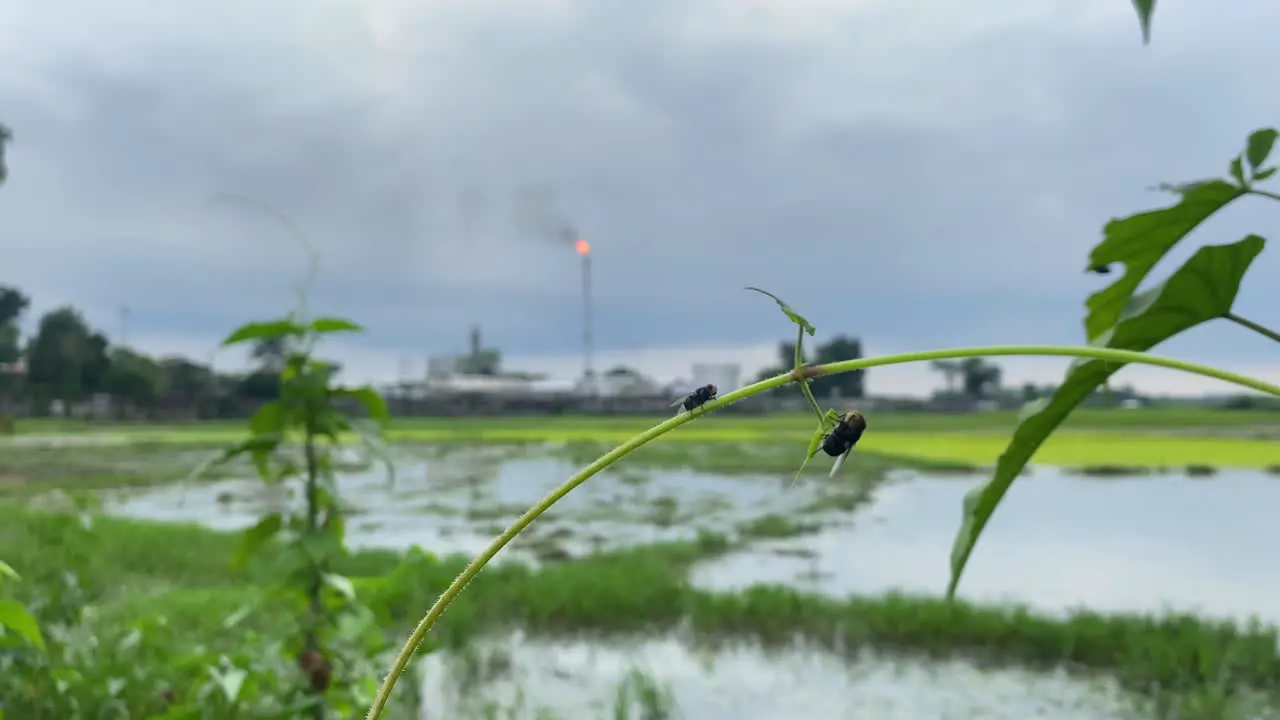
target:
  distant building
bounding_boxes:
[690,363,741,393]
[596,366,659,397]
[419,325,545,395]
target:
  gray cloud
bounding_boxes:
[2,0,1279,387]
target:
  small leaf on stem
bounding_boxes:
[792,426,826,486]
[233,512,284,572]
[1245,128,1279,170]
[745,287,816,336]
[308,317,365,335]
[221,319,305,347]
[948,235,1266,599]
[335,386,391,426]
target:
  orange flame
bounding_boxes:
[575,238,591,256]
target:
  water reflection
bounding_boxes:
[418,632,1140,720]
[692,468,1280,624]
[99,450,833,559]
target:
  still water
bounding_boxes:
[100,448,827,560]
[693,468,1280,625]
[419,632,1141,720]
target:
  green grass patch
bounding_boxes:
[863,431,1280,469]
[10,409,1280,472]
[12,407,1280,439]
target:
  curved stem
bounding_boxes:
[1247,188,1280,203]
[365,344,1280,719]
[795,326,823,420]
[1227,312,1280,345]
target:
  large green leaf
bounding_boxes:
[0,598,45,650]
[1084,180,1245,342]
[948,235,1266,598]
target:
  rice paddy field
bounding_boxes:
[3,406,1280,719]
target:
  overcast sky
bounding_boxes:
[2,0,1279,395]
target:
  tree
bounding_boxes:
[159,357,218,413]
[959,357,1002,400]
[0,286,28,327]
[931,360,962,393]
[754,340,810,388]
[0,287,29,369]
[0,123,10,186]
[25,307,110,410]
[105,347,164,410]
[754,335,866,399]
[811,335,865,399]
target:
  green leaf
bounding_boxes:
[791,426,826,486]
[0,598,45,651]
[209,666,247,704]
[322,572,357,601]
[1084,180,1245,343]
[1131,0,1155,44]
[188,433,283,482]
[249,401,288,435]
[335,386,390,426]
[1245,128,1279,170]
[948,235,1265,599]
[308,317,364,335]
[1255,167,1278,182]
[233,512,284,572]
[744,287,815,336]
[0,560,18,582]
[1229,156,1245,186]
[221,319,305,347]
[790,410,840,486]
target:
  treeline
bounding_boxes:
[754,335,867,398]
[0,285,294,419]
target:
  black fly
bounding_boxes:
[671,384,717,415]
[822,410,867,476]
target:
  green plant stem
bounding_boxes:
[302,426,325,720]
[364,343,1280,720]
[795,326,823,420]
[1248,188,1280,203]
[1226,312,1280,344]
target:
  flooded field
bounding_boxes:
[84,444,1280,718]
[100,445,874,561]
[420,632,1142,720]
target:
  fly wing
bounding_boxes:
[829,446,855,477]
[668,396,688,408]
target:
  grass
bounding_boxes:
[8,408,1280,471]
[12,407,1280,437]
[3,504,1279,718]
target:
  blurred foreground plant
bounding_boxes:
[192,306,400,718]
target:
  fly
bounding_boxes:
[671,384,717,415]
[822,410,867,477]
